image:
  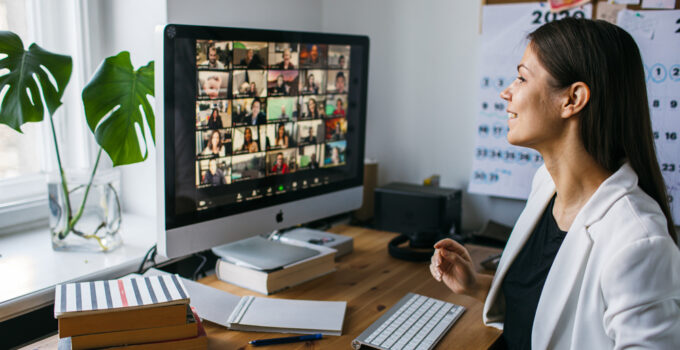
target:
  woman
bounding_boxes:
[430,18,680,349]
[333,98,345,117]
[201,129,225,157]
[272,75,289,95]
[206,108,223,130]
[304,74,319,94]
[275,123,289,148]
[305,98,319,119]
[240,127,259,153]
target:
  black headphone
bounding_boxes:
[388,234,435,262]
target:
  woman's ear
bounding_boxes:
[561,82,590,119]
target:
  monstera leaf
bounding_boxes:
[0,31,72,132]
[82,52,154,166]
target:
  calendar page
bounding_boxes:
[468,3,592,200]
[617,9,680,224]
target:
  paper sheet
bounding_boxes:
[469,3,592,200]
[617,10,680,224]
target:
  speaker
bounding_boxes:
[374,183,462,261]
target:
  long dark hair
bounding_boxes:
[529,18,676,243]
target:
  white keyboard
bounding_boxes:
[352,293,465,350]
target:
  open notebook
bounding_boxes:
[226,295,346,336]
[144,268,346,336]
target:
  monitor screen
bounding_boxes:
[158,25,368,255]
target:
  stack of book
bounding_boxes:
[54,274,207,350]
[215,238,337,295]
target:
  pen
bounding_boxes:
[249,333,323,346]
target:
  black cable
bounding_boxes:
[137,244,157,274]
[192,253,208,281]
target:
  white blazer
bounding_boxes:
[483,163,680,349]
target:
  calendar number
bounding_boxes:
[661,163,677,172]
[531,9,585,25]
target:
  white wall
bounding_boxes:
[321,0,525,230]
[93,0,526,230]
[87,0,167,218]
[166,0,323,31]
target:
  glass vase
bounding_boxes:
[48,168,122,252]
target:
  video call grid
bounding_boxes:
[194,40,351,188]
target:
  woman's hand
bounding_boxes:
[430,238,492,302]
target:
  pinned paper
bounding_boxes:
[548,0,591,12]
[613,0,640,5]
[617,10,655,39]
[596,2,626,24]
[641,0,676,9]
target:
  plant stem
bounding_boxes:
[48,113,72,239]
[69,148,103,228]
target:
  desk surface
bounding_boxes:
[202,225,502,349]
[23,225,502,350]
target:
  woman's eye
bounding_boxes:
[516,76,525,83]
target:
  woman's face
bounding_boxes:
[211,131,220,147]
[308,99,316,112]
[276,154,284,166]
[244,128,252,142]
[211,109,218,119]
[278,125,285,137]
[336,99,343,108]
[277,75,284,86]
[500,44,564,149]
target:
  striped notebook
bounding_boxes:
[54,274,190,318]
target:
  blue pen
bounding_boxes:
[249,333,323,346]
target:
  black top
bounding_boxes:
[502,195,567,349]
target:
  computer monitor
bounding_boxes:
[155,25,369,259]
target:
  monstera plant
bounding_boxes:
[0,31,154,250]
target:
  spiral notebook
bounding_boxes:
[226,295,346,336]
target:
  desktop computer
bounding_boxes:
[155,24,369,259]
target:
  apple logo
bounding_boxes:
[276,210,284,223]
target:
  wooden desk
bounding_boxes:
[23,225,502,350]
[202,225,502,349]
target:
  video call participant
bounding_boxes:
[201,45,225,69]
[303,126,317,144]
[240,127,260,153]
[330,122,344,141]
[308,153,319,169]
[333,98,345,117]
[274,48,295,69]
[207,108,223,130]
[430,18,680,349]
[306,44,322,66]
[201,129,225,157]
[202,75,223,100]
[330,147,340,165]
[275,123,289,148]
[249,82,259,97]
[271,152,289,174]
[338,55,346,69]
[303,74,319,94]
[334,72,346,93]
[240,48,264,69]
[246,99,266,125]
[271,75,290,96]
[304,98,321,119]
[202,158,226,186]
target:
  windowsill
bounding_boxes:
[0,213,160,322]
